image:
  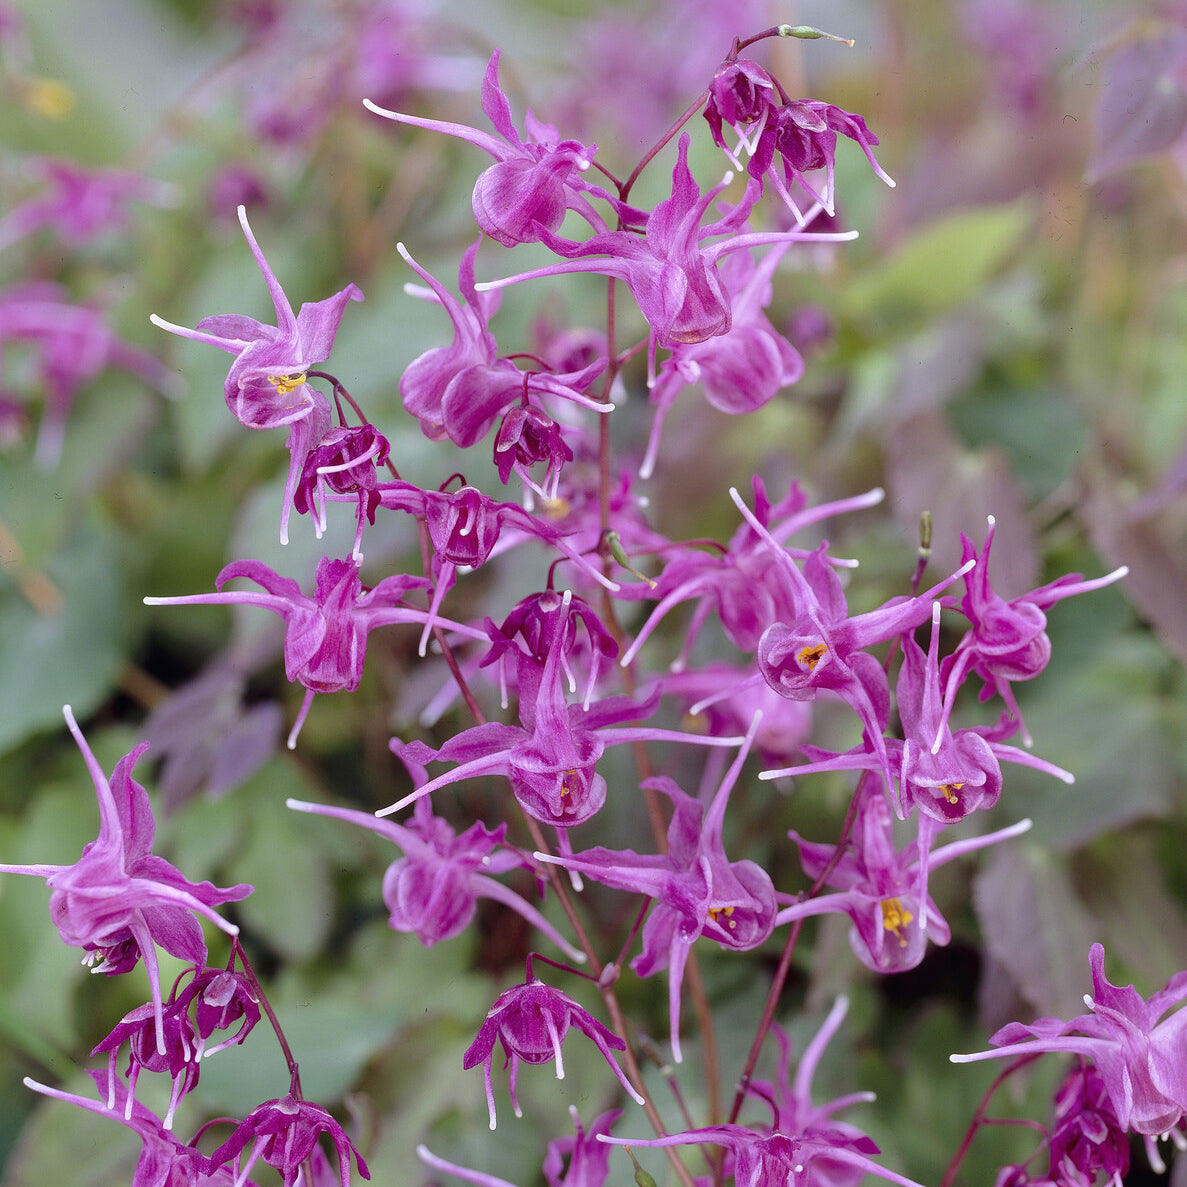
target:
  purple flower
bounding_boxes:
[366,50,610,247]
[776,783,1032,974]
[416,1106,621,1187]
[536,716,775,1061]
[24,1070,251,1187]
[479,135,856,384]
[0,157,174,251]
[384,592,741,828]
[395,239,607,447]
[749,100,895,219]
[286,795,583,960]
[598,1121,927,1187]
[209,1093,369,1187]
[703,60,781,164]
[952,944,1187,1143]
[150,205,363,431]
[1047,1063,1130,1186]
[462,975,643,1128]
[940,517,1128,744]
[0,281,180,464]
[493,401,574,502]
[92,996,201,1129]
[0,707,251,1054]
[640,243,804,477]
[144,556,487,747]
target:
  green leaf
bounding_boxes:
[0,525,128,755]
[843,202,1034,329]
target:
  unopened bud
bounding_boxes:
[625,1147,658,1187]
[777,24,856,47]
[606,531,656,588]
[919,510,933,557]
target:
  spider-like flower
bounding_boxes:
[150,205,362,431]
[462,974,643,1129]
[952,944,1187,1153]
[0,707,250,1055]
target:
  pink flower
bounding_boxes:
[0,707,250,1054]
[150,205,362,430]
[462,975,643,1129]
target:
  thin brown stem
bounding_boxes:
[232,937,302,1099]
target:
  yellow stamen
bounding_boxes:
[542,495,571,519]
[268,371,307,395]
[559,770,577,798]
[880,897,914,946]
[798,643,827,671]
[708,906,737,930]
[940,782,964,804]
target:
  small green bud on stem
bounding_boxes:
[777,24,856,46]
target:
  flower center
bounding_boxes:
[939,782,964,804]
[268,371,307,395]
[708,905,737,930]
[797,642,827,670]
[880,897,914,945]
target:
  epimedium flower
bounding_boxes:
[462,970,644,1129]
[775,782,1033,975]
[939,516,1129,745]
[365,49,613,247]
[0,706,251,1056]
[597,1121,928,1187]
[395,238,609,448]
[1047,1063,1130,1186]
[285,795,584,961]
[0,156,175,251]
[144,556,488,748]
[149,204,363,431]
[761,602,1075,822]
[639,241,804,478]
[477,134,858,385]
[416,1106,622,1187]
[382,591,743,828]
[24,1070,253,1187]
[703,59,781,168]
[619,478,880,671]
[209,1092,369,1187]
[535,714,776,1062]
[0,280,180,464]
[951,944,1187,1148]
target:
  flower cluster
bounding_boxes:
[9,12,1160,1187]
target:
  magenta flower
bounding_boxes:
[286,795,583,960]
[0,707,250,1055]
[749,99,895,219]
[480,134,856,384]
[0,157,174,251]
[703,60,781,166]
[598,1121,927,1187]
[775,783,1032,974]
[209,1092,369,1187]
[24,1070,251,1187]
[940,516,1128,744]
[366,50,611,247]
[493,401,574,503]
[952,944,1187,1144]
[395,239,607,447]
[0,281,180,464]
[150,205,363,430]
[416,1106,622,1187]
[640,242,804,477]
[1047,1063,1130,1186]
[462,974,643,1129]
[536,715,775,1062]
[144,556,487,747]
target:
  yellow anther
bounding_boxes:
[880,897,914,946]
[940,782,964,804]
[268,371,307,395]
[21,77,76,119]
[708,906,737,930]
[560,770,578,798]
[797,643,828,671]
[542,495,571,519]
